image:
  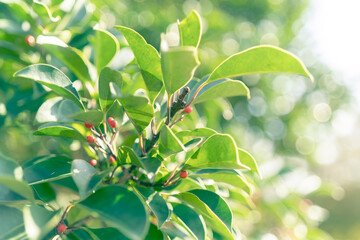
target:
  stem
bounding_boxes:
[185,82,206,108]
[164,161,184,186]
[59,204,74,224]
[130,176,164,187]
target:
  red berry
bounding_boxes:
[87,135,95,143]
[183,106,192,114]
[109,155,116,164]
[25,35,35,46]
[107,117,114,124]
[84,122,94,129]
[180,171,188,179]
[109,119,118,128]
[89,159,97,166]
[57,223,67,233]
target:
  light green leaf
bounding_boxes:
[0,177,34,203]
[118,95,154,133]
[94,29,119,73]
[71,110,105,126]
[23,155,72,185]
[238,148,261,177]
[206,45,314,84]
[34,123,85,141]
[32,0,60,22]
[176,128,217,140]
[115,26,163,102]
[192,169,251,194]
[71,159,99,199]
[35,97,82,124]
[159,125,186,157]
[161,46,200,96]
[14,64,85,109]
[193,79,250,104]
[23,205,61,240]
[37,36,92,83]
[118,146,145,169]
[185,134,249,170]
[178,10,202,48]
[99,67,122,112]
[175,189,233,239]
[172,203,206,240]
[77,185,149,240]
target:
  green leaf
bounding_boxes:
[118,95,154,133]
[192,170,251,194]
[238,148,261,177]
[37,36,92,84]
[115,26,163,102]
[176,128,217,140]
[193,79,250,104]
[147,192,172,228]
[0,153,22,178]
[161,46,200,96]
[89,227,129,240]
[178,10,202,48]
[141,157,162,175]
[99,67,122,112]
[206,45,314,84]
[34,123,86,141]
[23,205,61,240]
[0,206,25,240]
[94,29,119,73]
[23,155,72,185]
[35,97,82,123]
[175,189,233,239]
[77,185,149,240]
[32,0,60,23]
[172,203,206,240]
[185,134,249,170]
[71,159,99,199]
[145,224,168,240]
[14,64,85,110]
[159,125,186,157]
[71,110,105,126]
[118,146,145,169]
[107,99,125,120]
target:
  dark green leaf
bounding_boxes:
[34,123,85,141]
[178,10,202,48]
[14,64,84,109]
[94,29,119,73]
[147,192,172,228]
[161,46,200,96]
[98,67,122,112]
[0,206,25,240]
[115,26,163,102]
[206,45,314,84]
[77,185,149,240]
[145,224,168,240]
[89,227,129,240]
[172,203,206,240]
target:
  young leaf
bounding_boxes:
[159,125,186,157]
[176,128,217,139]
[14,64,85,110]
[172,203,206,240]
[77,185,149,240]
[94,29,119,73]
[178,10,202,48]
[71,110,105,126]
[185,134,249,170]
[115,26,163,102]
[191,169,252,194]
[33,123,86,141]
[35,97,82,123]
[71,159,98,199]
[118,95,154,133]
[161,46,200,96]
[37,36,92,84]
[23,155,72,185]
[193,79,250,104]
[238,148,261,178]
[23,205,61,240]
[206,45,314,84]
[99,67,122,112]
[175,189,233,239]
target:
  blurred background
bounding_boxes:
[0,0,359,239]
